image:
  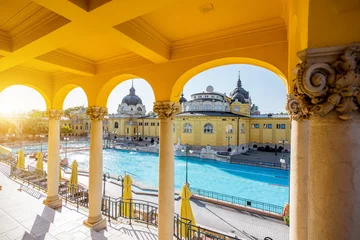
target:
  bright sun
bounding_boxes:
[0,103,14,114]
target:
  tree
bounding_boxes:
[147,111,156,116]
[0,119,14,134]
[64,106,83,117]
[61,125,72,135]
[22,118,48,135]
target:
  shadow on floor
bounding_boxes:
[114,225,158,240]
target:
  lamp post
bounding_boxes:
[181,144,193,185]
[39,135,45,153]
[64,137,69,159]
[225,136,232,152]
[279,138,288,152]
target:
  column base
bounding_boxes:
[83,217,107,231]
[43,195,62,209]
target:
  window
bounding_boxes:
[145,122,149,126]
[137,107,142,111]
[263,124,272,129]
[157,122,159,126]
[76,126,78,130]
[134,128,136,133]
[80,126,82,130]
[225,124,233,134]
[204,123,214,134]
[183,123,192,133]
[126,128,129,134]
[251,124,259,129]
[151,122,155,126]
[215,105,222,111]
[85,122,89,130]
[139,122,143,126]
[204,105,211,111]
[114,122,119,128]
[241,123,245,134]
[276,124,286,129]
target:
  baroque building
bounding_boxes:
[105,74,291,151]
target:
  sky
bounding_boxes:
[0,64,287,114]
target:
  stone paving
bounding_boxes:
[0,164,158,240]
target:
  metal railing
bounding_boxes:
[2,159,236,240]
[230,158,290,170]
[191,187,283,215]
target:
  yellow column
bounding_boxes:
[153,102,180,240]
[43,109,63,209]
[83,106,108,231]
[287,44,360,240]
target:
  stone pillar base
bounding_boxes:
[43,196,62,209]
[83,217,107,231]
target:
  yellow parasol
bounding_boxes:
[180,184,196,237]
[16,149,25,169]
[35,152,44,171]
[122,174,134,218]
[69,160,78,191]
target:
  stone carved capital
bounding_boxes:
[153,102,181,120]
[86,107,108,121]
[287,44,360,121]
[46,109,63,120]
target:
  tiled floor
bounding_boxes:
[0,164,158,240]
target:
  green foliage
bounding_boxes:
[0,119,15,134]
[22,118,48,135]
[283,215,290,226]
[61,124,72,135]
[147,111,156,116]
[64,106,83,117]
[28,110,46,118]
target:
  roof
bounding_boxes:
[176,111,249,118]
[250,114,290,119]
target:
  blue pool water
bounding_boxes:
[66,148,289,206]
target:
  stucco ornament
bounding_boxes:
[287,45,360,120]
[86,107,108,121]
[46,109,64,120]
[153,102,181,120]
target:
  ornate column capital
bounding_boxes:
[86,106,108,121]
[286,43,360,121]
[46,109,64,120]
[153,102,181,120]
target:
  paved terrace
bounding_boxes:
[0,164,158,240]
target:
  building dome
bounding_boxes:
[122,86,143,105]
[179,92,187,104]
[232,92,245,103]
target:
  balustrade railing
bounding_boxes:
[230,158,289,170]
[191,187,283,215]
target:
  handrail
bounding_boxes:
[190,187,283,215]
[230,158,290,170]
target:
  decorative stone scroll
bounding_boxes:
[46,109,64,120]
[287,44,360,120]
[153,102,181,120]
[86,106,108,121]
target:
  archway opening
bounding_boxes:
[173,63,290,207]
[0,85,48,142]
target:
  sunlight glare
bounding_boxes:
[0,85,46,114]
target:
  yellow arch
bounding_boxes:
[170,57,288,102]
[53,84,89,110]
[96,74,154,107]
[0,84,51,109]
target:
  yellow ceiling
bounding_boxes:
[141,0,284,41]
[19,59,64,74]
[60,33,130,62]
[0,0,32,27]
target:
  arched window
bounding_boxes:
[121,106,127,111]
[225,124,233,134]
[85,122,89,130]
[215,105,222,111]
[114,122,119,129]
[241,123,245,134]
[204,105,212,111]
[137,107,142,111]
[204,123,214,134]
[183,123,192,133]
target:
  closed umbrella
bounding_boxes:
[122,174,133,218]
[35,152,44,171]
[180,184,196,237]
[16,149,25,169]
[69,160,78,191]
